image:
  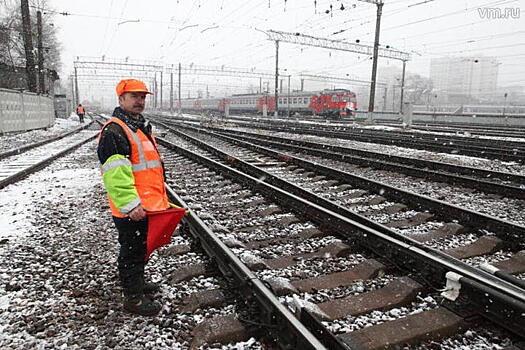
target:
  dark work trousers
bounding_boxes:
[113,216,149,297]
[78,114,85,123]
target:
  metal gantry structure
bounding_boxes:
[72,57,276,113]
[73,18,411,115]
[264,27,411,115]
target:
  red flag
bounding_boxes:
[145,208,186,261]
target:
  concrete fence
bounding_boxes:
[0,88,55,134]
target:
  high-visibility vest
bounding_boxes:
[99,117,168,218]
[77,106,85,114]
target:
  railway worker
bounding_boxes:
[76,104,85,123]
[97,79,168,316]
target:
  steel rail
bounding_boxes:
[163,159,333,350]
[0,121,93,161]
[381,123,525,139]
[156,132,525,338]
[0,132,98,190]
[207,128,525,199]
[220,119,525,162]
[203,126,525,183]
[161,122,525,244]
[202,114,525,151]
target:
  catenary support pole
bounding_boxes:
[274,40,279,116]
[160,71,163,110]
[70,75,75,110]
[400,59,406,113]
[368,1,383,113]
[170,71,173,113]
[74,67,79,106]
[178,63,182,115]
[288,75,291,118]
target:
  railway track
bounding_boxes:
[0,123,91,161]
[146,124,525,348]
[0,121,99,189]
[232,113,525,140]
[182,123,525,200]
[191,115,525,163]
[158,121,525,256]
[380,122,525,139]
[4,117,523,348]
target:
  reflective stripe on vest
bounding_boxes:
[99,121,162,174]
[99,117,168,217]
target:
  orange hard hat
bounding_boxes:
[116,79,153,96]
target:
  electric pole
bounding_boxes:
[20,0,37,92]
[153,72,157,109]
[400,60,406,113]
[74,67,79,106]
[274,40,279,117]
[36,10,45,94]
[170,70,173,113]
[160,71,163,110]
[359,0,384,114]
[178,62,182,115]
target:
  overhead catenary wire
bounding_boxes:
[53,0,524,100]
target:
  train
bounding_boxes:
[176,89,357,118]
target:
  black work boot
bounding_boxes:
[123,294,161,316]
[143,281,161,294]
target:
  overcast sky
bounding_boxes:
[46,0,524,101]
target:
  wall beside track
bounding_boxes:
[0,88,55,134]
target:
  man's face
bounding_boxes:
[119,92,147,115]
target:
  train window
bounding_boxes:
[279,98,283,104]
[332,96,339,102]
[293,98,297,104]
[341,96,349,102]
[284,98,288,104]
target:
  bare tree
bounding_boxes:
[0,0,61,90]
[403,73,433,105]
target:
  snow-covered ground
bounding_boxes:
[0,140,198,349]
[0,121,521,349]
[0,134,261,349]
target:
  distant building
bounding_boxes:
[430,57,499,104]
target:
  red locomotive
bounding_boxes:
[177,89,357,118]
